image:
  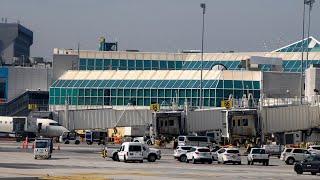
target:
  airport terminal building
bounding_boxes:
[50,37,320,110]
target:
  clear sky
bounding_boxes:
[1,0,319,59]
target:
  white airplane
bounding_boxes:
[0,116,69,138]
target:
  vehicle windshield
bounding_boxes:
[311,146,320,150]
[180,147,192,150]
[129,145,141,152]
[49,122,61,126]
[227,150,239,154]
[186,136,208,142]
[198,148,210,152]
[252,149,266,154]
[285,149,292,152]
[35,141,48,148]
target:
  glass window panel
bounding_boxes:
[144,60,151,70]
[144,98,150,106]
[124,89,130,97]
[66,89,72,96]
[111,98,117,105]
[78,89,85,96]
[136,60,143,70]
[151,89,157,97]
[79,80,90,87]
[151,98,157,104]
[180,80,191,88]
[99,80,109,87]
[152,61,159,70]
[144,89,150,97]
[93,80,103,87]
[91,97,98,105]
[160,61,167,69]
[120,60,127,69]
[95,59,103,70]
[79,59,86,66]
[243,81,253,89]
[176,61,183,69]
[104,89,111,96]
[131,89,136,96]
[85,89,91,96]
[158,89,165,97]
[253,81,260,89]
[78,97,84,105]
[111,80,122,88]
[165,89,171,97]
[186,89,191,97]
[137,89,143,96]
[97,89,103,96]
[97,97,103,105]
[139,80,149,88]
[224,89,233,98]
[179,89,186,97]
[192,89,198,97]
[61,88,66,96]
[55,80,65,87]
[187,80,197,88]
[117,89,124,96]
[192,81,201,88]
[166,80,177,88]
[217,80,223,88]
[61,80,71,87]
[145,80,156,88]
[210,89,215,97]
[128,60,135,70]
[234,80,243,89]
[124,98,130,105]
[86,80,97,88]
[137,98,143,105]
[54,88,60,96]
[168,61,175,69]
[49,97,54,105]
[216,89,223,97]
[204,89,210,97]
[224,80,233,88]
[204,98,209,106]
[117,97,124,105]
[234,90,243,99]
[119,80,128,88]
[87,59,95,70]
[55,97,60,105]
[132,80,142,88]
[112,59,119,69]
[104,97,111,105]
[106,80,116,88]
[125,80,135,88]
[103,59,111,70]
[91,89,98,96]
[73,80,83,87]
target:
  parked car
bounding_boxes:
[294,155,320,175]
[186,147,212,164]
[308,145,320,155]
[281,148,311,165]
[211,146,220,161]
[105,143,161,162]
[262,144,284,157]
[173,146,192,162]
[117,142,144,163]
[280,148,293,161]
[247,148,269,166]
[217,148,241,165]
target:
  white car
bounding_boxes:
[186,147,212,164]
[173,146,192,162]
[117,142,144,163]
[217,148,241,165]
[281,148,311,165]
[211,146,221,161]
[247,148,269,166]
[308,145,320,155]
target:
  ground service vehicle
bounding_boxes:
[34,138,53,159]
[294,155,320,175]
[173,146,192,162]
[85,130,106,145]
[217,148,241,165]
[281,148,311,165]
[178,136,211,147]
[247,148,269,166]
[60,131,80,144]
[206,130,221,144]
[133,136,154,145]
[186,147,212,164]
[262,144,284,157]
[105,144,161,162]
[117,142,144,163]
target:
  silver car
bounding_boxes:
[173,146,192,162]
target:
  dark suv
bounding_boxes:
[294,155,320,175]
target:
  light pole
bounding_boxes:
[200,3,206,109]
[305,0,315,69]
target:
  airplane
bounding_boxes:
[0,116,69,140]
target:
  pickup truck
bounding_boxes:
[104,144,161,162]
[247,148,269,166]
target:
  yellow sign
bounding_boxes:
[221,100,232,109]
[150,103,160,112]
[28,104,38,110]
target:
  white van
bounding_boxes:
[178,136,211,147]
[118,142,144,163]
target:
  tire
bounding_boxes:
[180,155,187,162]
[147,140,152,146]
[124,156,127,163]
[247,161,251,165]
[34,156,37,159]
[112,153,119,161]
[208,160,213,164]
[238,162,241,165]
[192,157,196,164]
[186,159,189,163]
[311,172,316,175]
[65,140,69,144]
[148,154,156,162]
[87,142,92,145]
[251,161,254,165]
[286,157,295,165]
[75,140,80,145]
[294,165,303,174]
[265,160,269,166]
[139,160,143,163]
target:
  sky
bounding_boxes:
[1,0,320,59]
